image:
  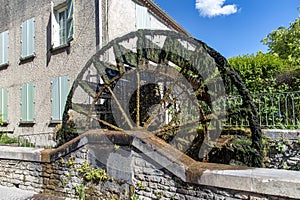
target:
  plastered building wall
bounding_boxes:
[0,0,177,137]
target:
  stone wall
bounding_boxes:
[264,130,300,170]
[132,151,293,200]
[0,145,132,199]
[0,130,299,199]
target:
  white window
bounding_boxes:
[0,31,8,66]
[21,18,35,58]
[136,4,151,29]
[51,0,74,48]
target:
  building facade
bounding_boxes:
[0,0,188,139]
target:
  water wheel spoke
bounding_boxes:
[91,116,123,131]
[71,103,93,130]
[105,85,134,129]
[143,75,184,128]
[154,119,200,136]
[92,57,115,84]
[78,80,97,98]
[93,57,118,72]
[72,103,90,116]
[113,42,126,74]
[72,103,121,131]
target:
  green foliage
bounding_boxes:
[228,52,291,94]
[0,133,18,144]
[55,124,78,147]
[75,184,86,200]
[131,194,140,200]
[136,182,145,190]
[262,14,300,65]
[113,144,120,151]
[61,157,76,167]
[79,162,109,183]
[61,157,112,199]
[230,9,300,94]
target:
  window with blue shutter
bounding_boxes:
[21,18,35,58]
[136,4,151,29]
[52,76,70,121]
[67,0,74,42]
[51,0,74,48]
[0,31,8,66]
[21,83,34,122]
[0,88,8,122]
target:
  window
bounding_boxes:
[0,31,8,66]
[21,18,35,58]
[0,88,8,122]
[51,76,70,121]
[136,4,150,29]
[21,82,34,122]
[51,0,74,48]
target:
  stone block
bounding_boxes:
[149,182,157,189]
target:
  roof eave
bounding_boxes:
[140,0,192,37]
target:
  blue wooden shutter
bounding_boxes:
[21,21,28,58]
[21,83,34,121]
[60,76,69,119]
[52,77,60,120]
[27,18,35,56]
[27,82,34,121]
[21,84,27,121]
[67,0,74,42]
[21,18,34,57]
[0,88,3,121]
[136,5,150,29]
[0,32,2,64]
[52,76,69,120]
[0,31,7,65]
[0,88,8,122]
[51,1,60,47]
[3,31,8,64]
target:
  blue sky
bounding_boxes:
[153,0,300,58]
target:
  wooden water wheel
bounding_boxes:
[60,30,263,167]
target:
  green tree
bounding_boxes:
[262,9,300,65]
[228,52,289,94]
[230,7,300,93]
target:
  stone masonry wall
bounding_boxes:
[0,160,43,193]
[264,131,300,170]
[0,146,131,199]
[132,150,297,200]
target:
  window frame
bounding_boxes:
[56,7,68,46]
[51,0,74,49]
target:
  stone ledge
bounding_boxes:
[188,167,300,199]
[263,129,300,140]
[0,146,44,161]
